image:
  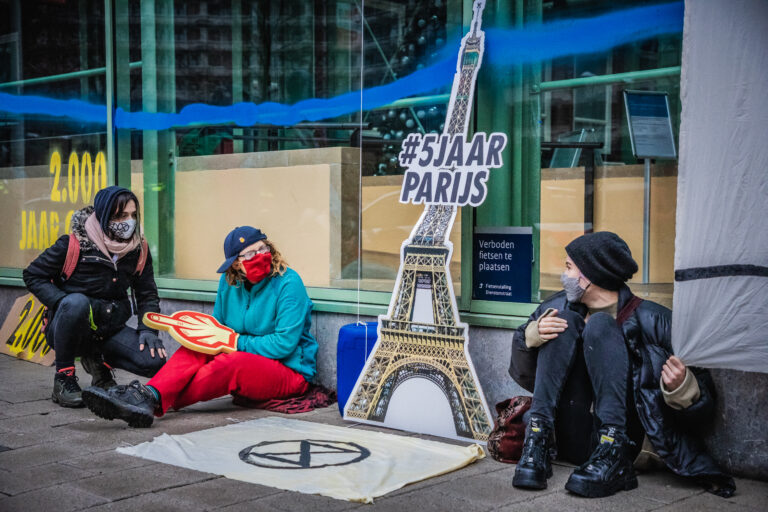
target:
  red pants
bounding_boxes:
[147,347,309,415]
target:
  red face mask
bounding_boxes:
[241,252,272,283]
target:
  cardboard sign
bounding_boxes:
[0,293,55,366]
[344,0,495,443]
[143,311,238,355]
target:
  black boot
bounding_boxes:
[81,354,117,390]
[52,367,85,408]
[512,417,554,489]
[565,426,638,498]
[82,380,158,428]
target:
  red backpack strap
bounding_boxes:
[616,295,643,325]
[135,239,149,275]
[62,233,81,280]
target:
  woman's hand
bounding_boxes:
[139,330,167,359]
[662,355,687,390]
[538,309,568,341]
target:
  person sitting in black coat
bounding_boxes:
[23,186,166,408]
[509,231,734,498]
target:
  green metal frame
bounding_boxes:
[139,0,176,275]
[0,62,142,90]
[114,0,132,186]
[535,66,681,92]
[466,0,542,317]
[231,0,244,154]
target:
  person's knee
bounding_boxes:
[556,309,586,332]
[134,354,167,377]
[56,293,90,318]
[582,312,619,342]
[557,309,582,322]
[538,309,584,351]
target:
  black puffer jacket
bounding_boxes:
[509,285,735,496]
[22,206,160,339]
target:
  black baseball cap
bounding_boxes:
[216,226,268,273]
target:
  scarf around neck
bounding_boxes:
[84,213,140,260]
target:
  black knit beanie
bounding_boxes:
[565,232,638,291]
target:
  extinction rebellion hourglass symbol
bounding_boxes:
[239,440,371,469]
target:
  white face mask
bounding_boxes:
[108,219,136,240]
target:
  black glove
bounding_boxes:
[139,330,167,359]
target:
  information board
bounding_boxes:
[472,227,533,302]
[623,90,677,159]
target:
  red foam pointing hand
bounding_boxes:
[143,311,238,355]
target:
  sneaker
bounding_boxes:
[52,367,85,408]
[512,417,555,489]
[565,426,638,498]
[80,354,117,390]
[82,380,158,428]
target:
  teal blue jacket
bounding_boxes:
[212,268,318,381]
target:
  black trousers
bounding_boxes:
[529,310,643,464]
[47,293,165,377]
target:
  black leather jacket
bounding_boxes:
[509,285,734,496]
[22,207,160,339]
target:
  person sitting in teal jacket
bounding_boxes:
[82,226,318,427]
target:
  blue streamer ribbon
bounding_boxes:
[0,1,682,130]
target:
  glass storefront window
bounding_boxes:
[0,0,685,316]
[0,0,107,270]
[122,0,464,296]
[537,3,682,308]
[125,0,367,289]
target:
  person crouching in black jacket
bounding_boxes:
[509,231,734,498]
[23,186,166,408]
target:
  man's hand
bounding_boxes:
[139,331,167,359]
[538,309,568,341]
[662,355,687,391]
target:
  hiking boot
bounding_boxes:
[512,416,554,489]
[52,367,85,408]
[80,354,117,390]
[565,426,638,498]
[82,380,158,428]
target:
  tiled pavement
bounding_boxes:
[1,355,766,512]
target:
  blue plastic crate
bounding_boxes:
[336,321,378,416]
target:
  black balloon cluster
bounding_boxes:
[370,0,449,176]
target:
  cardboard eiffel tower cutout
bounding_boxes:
[344,0,505,443]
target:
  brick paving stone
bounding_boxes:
[385,455,505,498]
[71,464,217,501]
[630,469,705,505]
[652,492,765,512]
[60,449,158,475]
[156,476,282,509]
[727,477,768,510]
[255,489,374,512]
[80,492,193,512]
[0,398,59,418]
[365,486,488,512]
[0,482,108,512]
[495,488,662,512]
[0,461,95,496]
[425,467,561,509]
[217,497,289,512]
[0,441,87,470]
